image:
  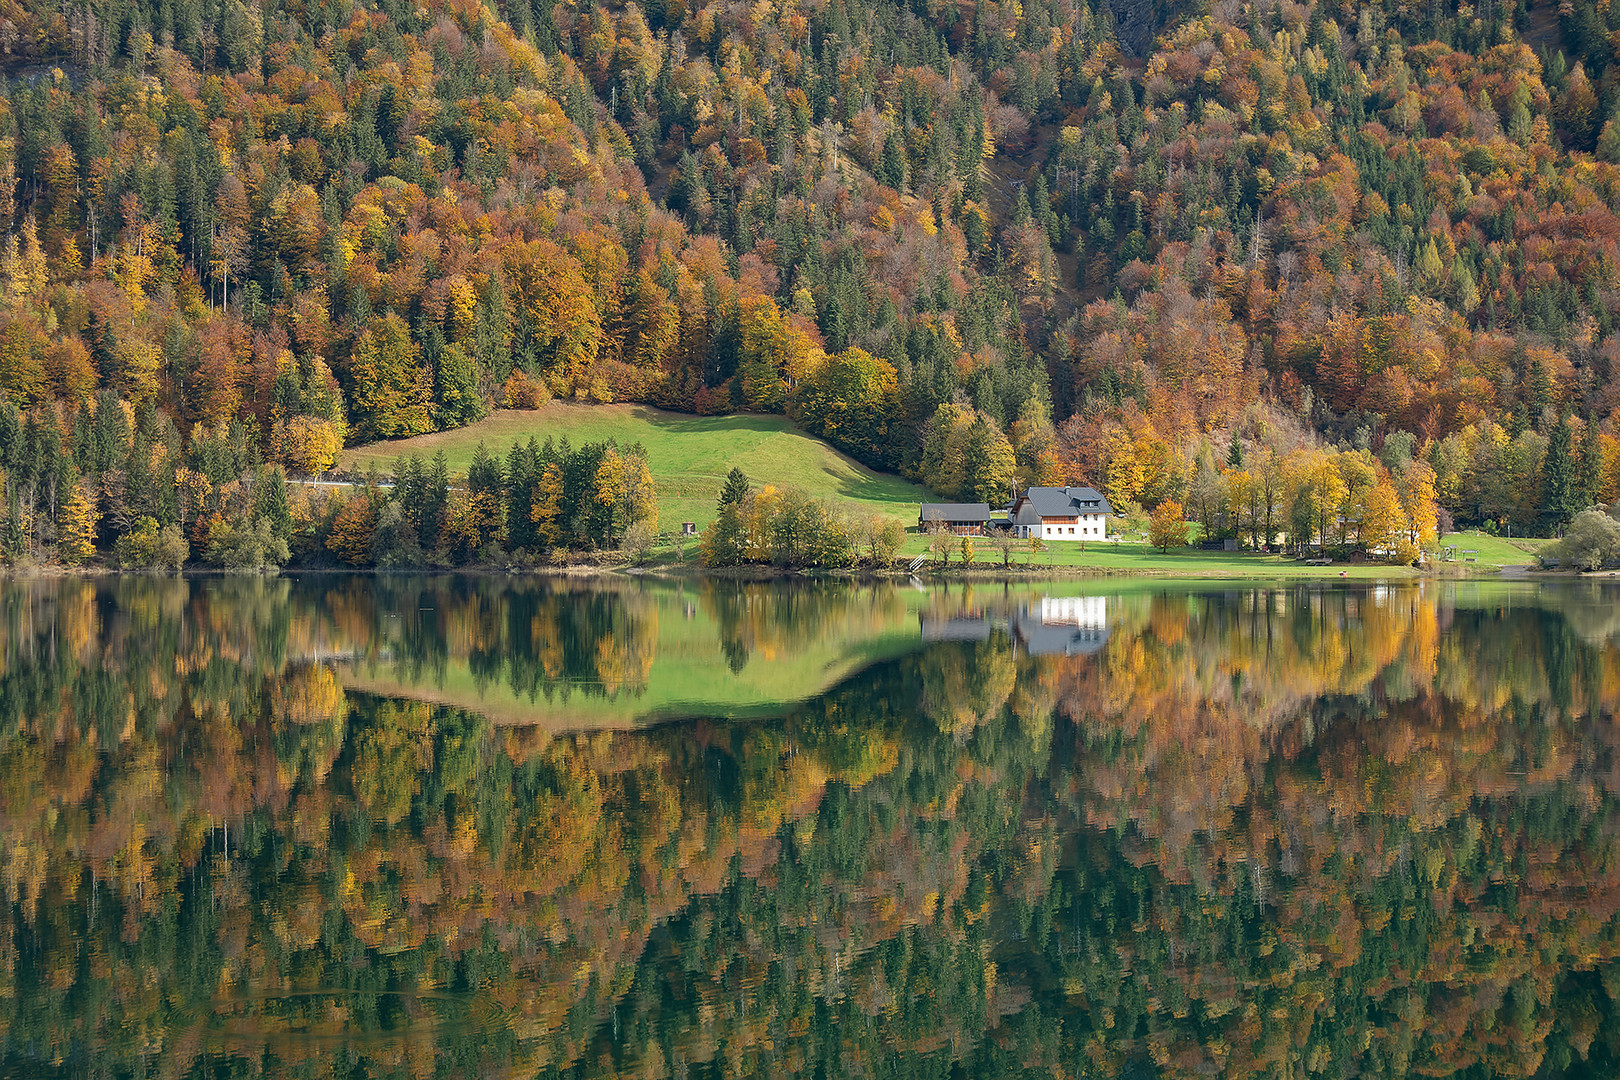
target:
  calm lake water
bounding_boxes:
[2,575,1620,1078]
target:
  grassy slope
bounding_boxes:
[1438,530,1550,566]
[339,404,932,529]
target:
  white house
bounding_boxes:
[1009,487,1113,541]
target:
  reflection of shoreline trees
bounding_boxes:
[2,581,1620,1075]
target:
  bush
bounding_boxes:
[115,517,189,570]
[1546,510,1620,570]
[621,520,656,564]
[204,517,291,571]
[501,369,552,409]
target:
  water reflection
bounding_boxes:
[922,593,1111,655]
[0,577,1618,1077]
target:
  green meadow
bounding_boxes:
[896,537,1424,579]
[338,403,931,529]
[1436,531,1549,566]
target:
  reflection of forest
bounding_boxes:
[2,579,1620,1077]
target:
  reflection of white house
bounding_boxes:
[1039,596,1107,628]
[1009,487,1113,541]
[919,595,1110,657]
[1017,595,1109,656]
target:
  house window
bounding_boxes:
[1069,527,1075,535]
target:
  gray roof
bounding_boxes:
[919,503,992,522]
[1015,486,1113,517]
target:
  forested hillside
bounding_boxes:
[0,0,1616,564]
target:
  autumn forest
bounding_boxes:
[0,0,1615,562]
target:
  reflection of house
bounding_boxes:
[1009,487,1113,541]
[920,616,992,642]
[918,503,993,535]
[917,595,1110,657]
[1015,596,1109,656]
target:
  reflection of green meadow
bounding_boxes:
[325,576,1620,729]
[337,582,930,728]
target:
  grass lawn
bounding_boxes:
[338,403,933,529]
[899,536,1422,578]
[1437,530,1550,566]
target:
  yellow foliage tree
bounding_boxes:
[57,482,99,565]
[1149,499,1189,551]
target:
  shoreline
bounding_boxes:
[1,560,1602,583]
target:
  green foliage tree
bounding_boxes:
[114,516,189,570]
[350,314,434,442]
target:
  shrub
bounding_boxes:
[204,517,291,571]
[501,369,552,409]
[621,519,656,564]
[1547,510,1620,570]
[115,517,189,570]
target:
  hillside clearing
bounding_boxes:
[338,403,932,528]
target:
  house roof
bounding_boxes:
[919,503,992,522]
[1015,486,1113,518]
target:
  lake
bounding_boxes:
[2,575,1619,1078]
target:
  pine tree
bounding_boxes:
[1541,414,1577,532]
[963,416,1017,506]
[255,465,292,541]
[505,439,537,551]
[1576,417,1602,510]
[719,467,751,510]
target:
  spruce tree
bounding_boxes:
[1541,414,1576,532]
[1576,416,1602,510]
[255,465,293,541]
[718,467,751,511]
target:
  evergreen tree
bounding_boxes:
[255,465,293,541]
[1541,414,1577,532]
[468,442,503,498]
[878,131,906,190]
[505,439,538,552]
[719,467,751,511]
[1575,417,1602,510]
[962,416,1017,506]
